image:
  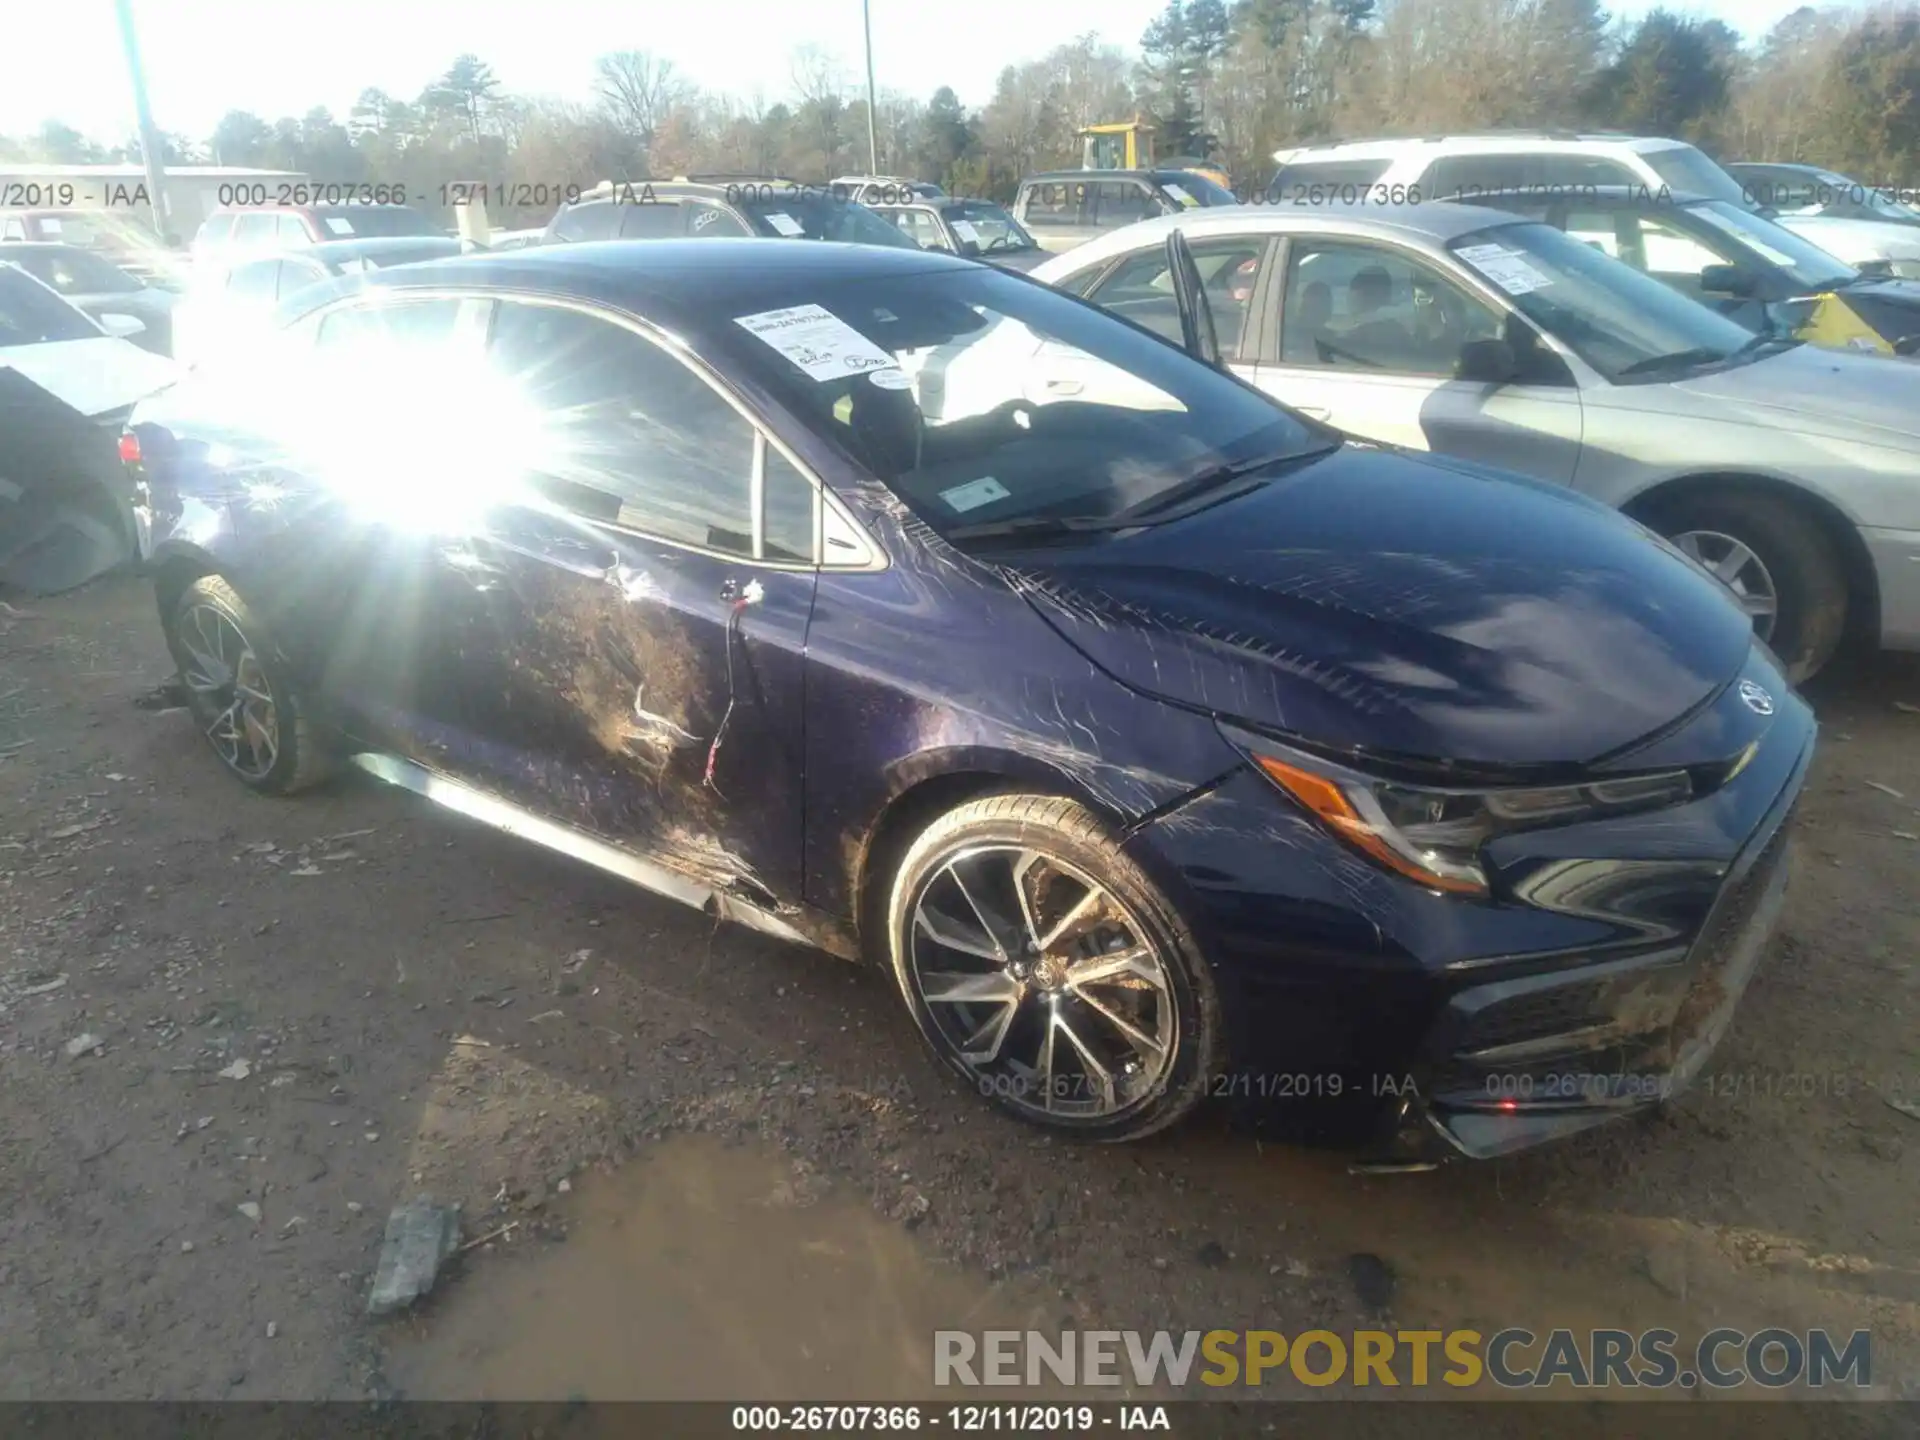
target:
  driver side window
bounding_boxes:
[1277,241,1504,377]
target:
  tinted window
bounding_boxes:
[8,246,143,294]
[738,195,918,247]
[1021,183,1080,223]
[708,266,1324,545]
[225,260,283,303]
[1268,158,1391,199]
[552,202,618,243]
[1278,240,1505,375]
[618,202,684,239]
[685,201,749,237]
[1448,221,1757,380]
[486,301,758,555]
[1534,156,1638,188]
[315,297,461,353]
[0,266,98,345]
[763,448,817,563]
[1641,145,1751,206]
[1424,154,1536,199]
[1083,236,1267,357]
[1091,182,1159,226]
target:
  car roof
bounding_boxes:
[1461,185,1716,207]
[1726,161,1825,174]
[1274,133,1691,163]
[300,236,466,262]
[298,237,970,319]
[1041,199,1520,260]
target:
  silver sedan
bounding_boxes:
[1030,201,1920,680]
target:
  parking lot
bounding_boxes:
[1,573,1916,1418]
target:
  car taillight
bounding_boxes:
[118,431,142,466]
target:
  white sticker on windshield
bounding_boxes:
[951,218,981,244]
[734,302,899,381]
[867,367,913,390]
[940,476,1011,513]
[323,216,355,236]
[41,217,63,234]
[1456,243,1551,294]
[1161,183,1198,208]
[764,212,805,237]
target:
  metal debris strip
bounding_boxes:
[366,1198,463,1316]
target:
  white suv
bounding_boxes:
[1267,132,1750,206]
[1266,133,1920,275]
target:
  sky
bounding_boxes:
[5,0,1841,147]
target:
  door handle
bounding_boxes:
[719,577,740,602]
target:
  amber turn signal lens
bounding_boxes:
[1250,753,1485,895]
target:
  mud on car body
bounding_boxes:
[126,238,1813,1160]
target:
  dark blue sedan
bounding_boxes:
[123,239,1813,1159]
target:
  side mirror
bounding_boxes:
[1700,263,1756,297]
[99,312,147,339]
[1456,337,1517,384]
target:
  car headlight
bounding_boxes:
[1221,724,1693,895]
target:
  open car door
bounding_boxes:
[1165,228,1222,369]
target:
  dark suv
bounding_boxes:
[542,179,918,249]
[1012,169,1240,252]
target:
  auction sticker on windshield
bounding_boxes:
[735,303,900,380]
[951,219,981,244]
[763,212,806,237]
[1457,243,1552,295]
[940,477,1011,512]
[1162,184,1198,208]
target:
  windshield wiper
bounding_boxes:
[1115,444,1336,522]
[943,513,1148,544]
[1615,345,1736,378]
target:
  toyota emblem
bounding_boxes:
[1738,680,1775,716]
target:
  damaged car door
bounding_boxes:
[410,296,821,913]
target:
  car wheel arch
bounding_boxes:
[151,547,222,629]
[1622,470,1880,653]
[846,749,1133,963]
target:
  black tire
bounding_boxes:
[1642,487,1849,682]
[885,793,1224,1142]
[163,575,332,795]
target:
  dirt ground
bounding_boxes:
[3,574,1919,1429]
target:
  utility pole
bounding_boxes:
[113,0,175,243]
[863,0,880,174]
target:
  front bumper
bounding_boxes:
[1389,732,1805,1161]
[1128,649,1815,1160]
[1863,524,1920,650]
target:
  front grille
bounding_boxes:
[1667,814,1793,1051]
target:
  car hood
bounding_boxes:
[0,336,179,417]
[1007,444,1754,770]
[1661,341,1920,446]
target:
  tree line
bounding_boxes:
[5,1,1918,228]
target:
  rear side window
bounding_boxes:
[551,202,618,243]
[1267,159,1391,201]
[1092,182,1158,226]
[618,202,683,239]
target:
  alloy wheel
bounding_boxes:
[1672,528,1779,643]
[176,603,280,780]
[906,845,1178,1121]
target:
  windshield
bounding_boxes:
[710,266,1323,541]
[2,245,145,294]
[313,206,440,239]
[1642,145,1752,207]
[1688,201,1857,291]
[1154,172,1239,207]
[943,201,1036,253]
[0,265,101,345]
[739,196,919,247]
[1449,221,1760,381]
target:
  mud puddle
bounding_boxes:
[381,1134,1063,1401]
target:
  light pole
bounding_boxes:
[112,0,174,242]
[863,0,880,174]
